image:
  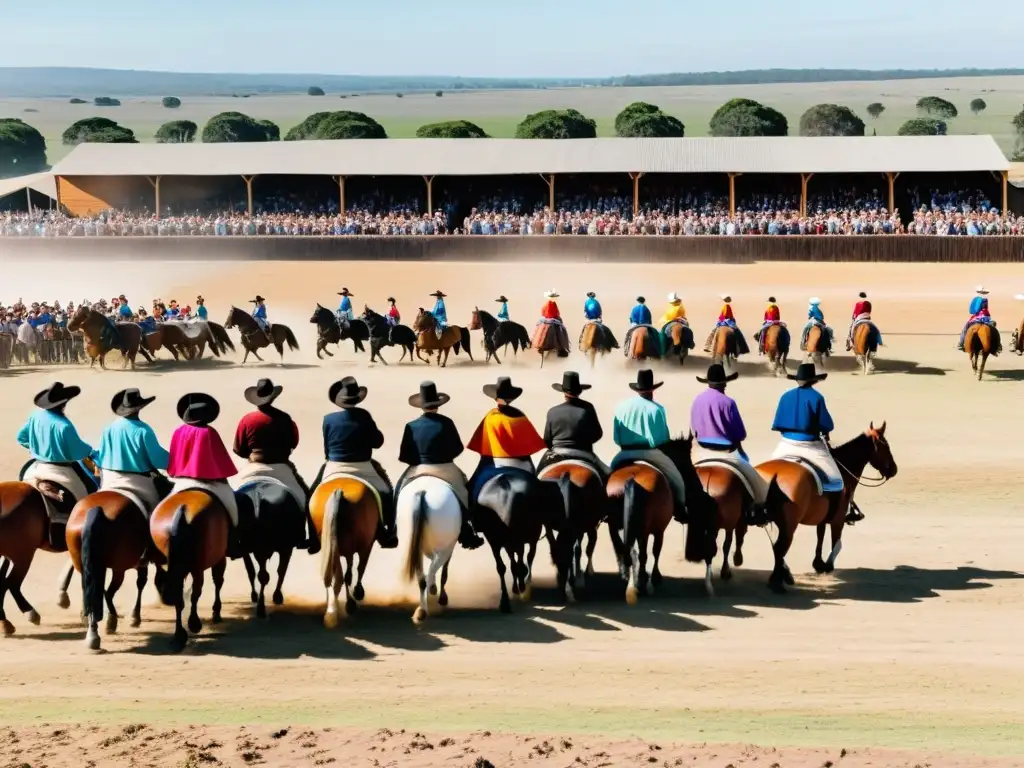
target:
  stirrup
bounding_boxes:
[845,501,865,525]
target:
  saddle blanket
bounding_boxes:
[100,470,159,518]
[23,461,90,524]
[234,462,306,510]
[396,463,469,509]
[609,449,686,506]
[181,321,209,340]
[851,316,875,333]
[170,478,239,526]
[540,448,611,479]
[319,461,388,514]
[770,438,843,494]
[695,449,768,504]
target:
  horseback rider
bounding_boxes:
[386,297,401,327]
[117,295,133,321]
[629,296,652,326]
[847,291,883,350]
[704,294,750,354]
[583,291,603,321]
[137,307,157,334]
[537,290,570,356]
[609,369,687,521]
[802,297,833,353]
[94,388,171,519]
[195,296,208,321]
[308,377,398,549]
[467,376,546,499]
[250,295,269,333]
[495,295,510,322]
[958,286,994,351]
[659,292,686,327]
[537,372,610,482]
[233,378,315,552]
[396,381,484,549]
[337,288,355,323]
[754,295,785,353]
[429,290,448,339]
[17,382,98,548]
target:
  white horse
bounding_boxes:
[398,476,461,624]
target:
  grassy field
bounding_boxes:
[2,74,1022,164]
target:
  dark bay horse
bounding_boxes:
[192,321,234,360]
[966,323,1000,380]
[0,482,52,636]
[363,306,418,364]
[578,321,619,367]
[149,491,230,651]
[662,320,695,366]
[413,309,472,367]
[624,326,662,362]
[755,423,898,593]
[225,306,299,364]
[470,309,531,364]
[851,321,880,374]
[604,435,716,604]
[803,324,830,367]
[68,306,151,370]
[760,323,790,376]
[311,304,360,358]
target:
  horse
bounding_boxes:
[530,321,571,368]
[412,309,472,367]
[604,435,717,604]
[710,325,741,370]
[67,306,151,370]
[202,321,235,359]
[577,321,619,367]
[362,306,418,364]
[225,306,299,364]
[661,320,695,366]
[139,322,191,362]
[623,325,662,363]
[851,320,881,374]
[469,309,531,364]
[1012,315,1024,355]
[171,320,229,361]
[965,323,1000,380]
[803,323,830,367]
[311,304,354,359]
[755,423,898,593]
[149,490,231,651]
[311,477,379,628]
[0,482,52,636]
[398,476,461,623]
[760,323,790,377]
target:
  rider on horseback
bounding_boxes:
[137,307,157,334]
[308,377,398,549]
[659,292,686,327]
[117,295,132,321]
[801,298,833,353]
[703,295,750,355]
[847,291,883,350]
[958,286,995,351]
[337,288,355,323]
[538,372,611,482]
[754,296,787,354]
[609,369,688,522]
[17,382,98,548]
[584,292,602,321]
[386,297,401,326]
[496,295,510,322]
[397,381,484,549]
[195,296,208,321]
[251,295,269,332]
[537,290,570,356]
[629,296,652,327]
[430,290,448,339]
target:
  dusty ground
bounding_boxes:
[1,260,1024,767]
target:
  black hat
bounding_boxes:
[629,369,663,392]
[429,290,447,298]
[788,363,828,385]
[858,291,867,298]
[111,388,155,417]
[767,296,777,303]
[387,296,396,303]
[329,376,367,407]
[552,371,591,396]
[636,296,646,303]
[696,363,738,385]
[244,378,283,407]
[483,376,523,403]
[34,382,81,411]
[250,295,266,303]
[586,292,596,298]
[495,295,509,303]
[409,381,450,409]
[337,288,353,296]
[176,392,221,426]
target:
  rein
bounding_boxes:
[834,457,890,488]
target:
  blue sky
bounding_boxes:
[1,0,1020,77]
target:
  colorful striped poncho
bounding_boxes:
[467,406,545,458]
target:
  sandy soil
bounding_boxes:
[1,260,1024,766]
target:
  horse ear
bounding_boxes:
[879,421,886,435]
[869,420,874,431]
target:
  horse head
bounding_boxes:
[866,421,897,479]
[413,308,433,332]
[224,306,240,329]
[311,304,326,324]
[66,305,90,332]
[469,308,481,331]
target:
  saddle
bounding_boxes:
[776,456,838,495]
[623,324,660,358]
[694,457,758,500]
[318,465,385,522]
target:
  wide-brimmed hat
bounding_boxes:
[387,296,396,303]
[636,296,646,303]
[586,291,596,298]
[483,376,523,403]
[409,381,450,409]
[667,292,681,304]
[197,295,205,302]
[858,291,867,299]
[552,371,591,396]
[788,363,828,385]
[808,297,822,305]
[720,294,732,303]
[429,290,447,298]
[337,288,354,297]
[975,285,989,295]
[767,296,777,303]
[176,392,221,426]
[329,376,367,407]
[629,368,663,392]
[495,295,509,303]
[111,388,155,417]
[543,290,559,299]
[34,382,81,411]
[250,295,266,303]
[244,378,283,407]
[696,363,738,385]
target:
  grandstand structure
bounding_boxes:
[2,136,1015,218]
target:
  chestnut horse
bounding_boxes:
[623,326,661,363]
[803,324,830,367]
[412,309,472,367]
[710,325,741,370]
[852,321,880,374]
[311,478,379,627]
[604,435,717,604]
[67,306,151,370]
[149,491,231,651]
[965,323,1000,380]
[662,320,694,366]
[224,306,299,364]
[577,321,619,367]
[760,323,790,376]
[0,483,52,636]
[755,423,897,593]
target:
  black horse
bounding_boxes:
[469,308,532,364]
[361,306,418,364]
[312,304,369,359]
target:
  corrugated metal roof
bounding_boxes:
[0,172,58,200]
[51,136,1010,178]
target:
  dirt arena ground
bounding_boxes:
[1,259,1023,767]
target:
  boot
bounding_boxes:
[305,511,321,554]
[48,522,68,551]
[376,491,398,549]
[845,500,865,525]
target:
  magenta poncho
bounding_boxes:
[167,423,238,480]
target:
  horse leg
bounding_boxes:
[813,523,828,573]
[721,529,734,581]
[7,556,41,627]
[323,555,341,628]
[652,531,665,589]
[130,565,147,628]
[438,555,452,607]
[104,569,125,634]
[273,548,293,606]
[585,529,598,577]
[573,537,585,591]
[185,570,205,634]
[979,352,988,381]
[414,567,429,625]
[170,594,188,652]
[241,347,251,364]
[252,348,264,362]
[490,539,511,614]
[824,517,845,574]
[242,554,258,603]
[351,550,370,612]
[211,559,226,624]
[522,540,537,602]
[424,552,443,610]
[734,523,747,567]
[768,518,795,593]
[255,555,270,619]
[98,353,107,370]
[637,534,652,596]
[607,523,627,580]
[0,558,12,636]
[57,559,74,609]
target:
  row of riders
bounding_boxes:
[0,365,898,651]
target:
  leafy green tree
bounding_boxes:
[155,120,198,143]
[201,112,276,143]
[258,119,280,141]
[798,104,865,137]
[613,102,684,137]
[415,120,489,138]
[93,96,121,107]
[68,97,87,104]
[1012,105,1024,159]
[709,98,788,136]
[970,98,987,116]
[62,117,136,145]
[308,86,325,96]
[284,111,387,140]
[916,96,958,119]
[866,102,885,120]
[897,118,947,136]
[515,109,597,139]
[435,90,443,97]
[0,118,48,177]
[162,96,182,108]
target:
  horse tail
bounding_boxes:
[211,323,235,352]
[459,326,473,358]
[318,489,344,588]
[282,326,300,351]
[162,504,196,607]
[554,473,575,568]
[622,477,645,563]
[80,505,107,624]
[516,324,531,353]
[684,483,718,564]
[403,491,427,583]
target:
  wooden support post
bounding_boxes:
[146,175,162,217]
[800,173,814,218]
[423,175,434,215]
[728,173,741,218]
[1003,170,1009,220]
[885,172,900,214]
[241,175,255,216]
[55,176,62,212]
[333,175,346,213]
[26,186,32,217]
[629,172,644,217]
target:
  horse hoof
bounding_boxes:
[211,610,222,625]
[438,592,449,607]
[767,579,787,594]
[27,610,41,626]
[324,612,339,630]
[86,631,101,651]
[57,591,71,610]
[783,568,795,586]
[823,561,835,575]
[812,558,828,574]
[521,584,533,602]
[256,604,267,620]
[272,591,284,606]
[412,607,427,624]
[105,615,118,635]
[704,579,715,598]
[249,591,258,604]
[169,630,188,653]
[721,565,733,581]
[346,598,358,614]
[130,612,142,629]
[1,620,15,637]
[499,597,512,614]
[187,616,203,634]
[733,552,744,568]
[625,586,639,606]
[353,584,365,601]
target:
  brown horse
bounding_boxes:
[577,321,619,367]
[139,322,191,361]
[530,321,571,368]
[623,326,661,363]
[803,324,830,367]
[852,321,880,374]
[67,491,157,651]
[412,309,472,367]
[67,306,151,370]
[149,491,230,651]
[965,323,1000,380]
[760,323,790,376]
[193,321,234,360]
[1012,316,1024,355]
[310,478,379,627]
[604,435,716,604]
[755,423,897,593]
[662,321,694,366]
[710,325,740,369]
[224,307,299,364]
[0,482,52,636]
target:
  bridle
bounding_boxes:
[835,431,893,488]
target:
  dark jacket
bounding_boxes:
[322,407,383,462]
[543,398,603,452]
[399,412,464,466]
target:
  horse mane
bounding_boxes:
[477,308,495,323]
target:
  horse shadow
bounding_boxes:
[983,368,1024,382]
